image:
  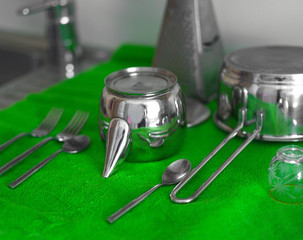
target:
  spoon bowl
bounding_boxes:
[62,135,90,153]
[162,159,192,185]
[107,159,191,223]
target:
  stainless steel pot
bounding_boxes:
[215,46,303,141]
[99,67,186,177]
[171,46,303,203]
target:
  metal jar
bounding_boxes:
[99,67,186,177]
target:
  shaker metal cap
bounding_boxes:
[223,46,303,84]
[105,67,177,95]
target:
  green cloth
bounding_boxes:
[0,45,302,240]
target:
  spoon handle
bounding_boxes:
[107,183,163,223]
[9,149,63,189]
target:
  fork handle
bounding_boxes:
[9,149,63,189]
[0,136,54,175]
[0,133,28,152]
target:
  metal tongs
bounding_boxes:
[170,108,264,203]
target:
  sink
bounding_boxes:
[0,47,44,85]
[0,31,111,109]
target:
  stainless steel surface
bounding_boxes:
[0,110,89,175]
[185,97,210,127]
[18,0,82,79]
[99,67,187,177]
[107,159,191,223]
[216,46,303,141]
[137,133,164,147]
[171,109,263,203]
[0,107,63,152]
[102,118,131,178]
[153,0,224,102]
[105,67,177,95]
[9,135,90,189]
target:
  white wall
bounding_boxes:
[0,0,303,53]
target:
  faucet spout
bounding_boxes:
[18,0,82,79]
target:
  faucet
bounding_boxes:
[18,0,82,78]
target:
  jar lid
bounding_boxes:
[105,67,177,95]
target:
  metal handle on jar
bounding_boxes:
[170,108,264,203]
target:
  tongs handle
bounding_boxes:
[170,108,264,203]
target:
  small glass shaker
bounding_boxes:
[268,145,303,204]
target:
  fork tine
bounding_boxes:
[32,108,64,135]
[67,111,89,135]
[69,112,89,135]
[62,111,89,135]
[37,108,63,132]
[61,110,82,133]
[35,108,63,131]
[37,111,57,130]
[0,107,63,152]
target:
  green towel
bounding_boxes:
[0,44,302,240]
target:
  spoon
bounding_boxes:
[9,135,90,189]
[107,158,191,223]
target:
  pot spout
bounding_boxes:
[102,118,132,178]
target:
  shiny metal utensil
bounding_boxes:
[99,67,186,177]
[171,109,263,203]
[9,135,90,189]
[0,110,89,175]
[107,159,191,223]
[0,107,63,152]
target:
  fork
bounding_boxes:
[0,107,64,152]
[0,110,89,175]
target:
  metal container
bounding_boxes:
[215,46,303,141]
[170,46,303,203]
[153,0,224,102]
[99,67,186,177]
